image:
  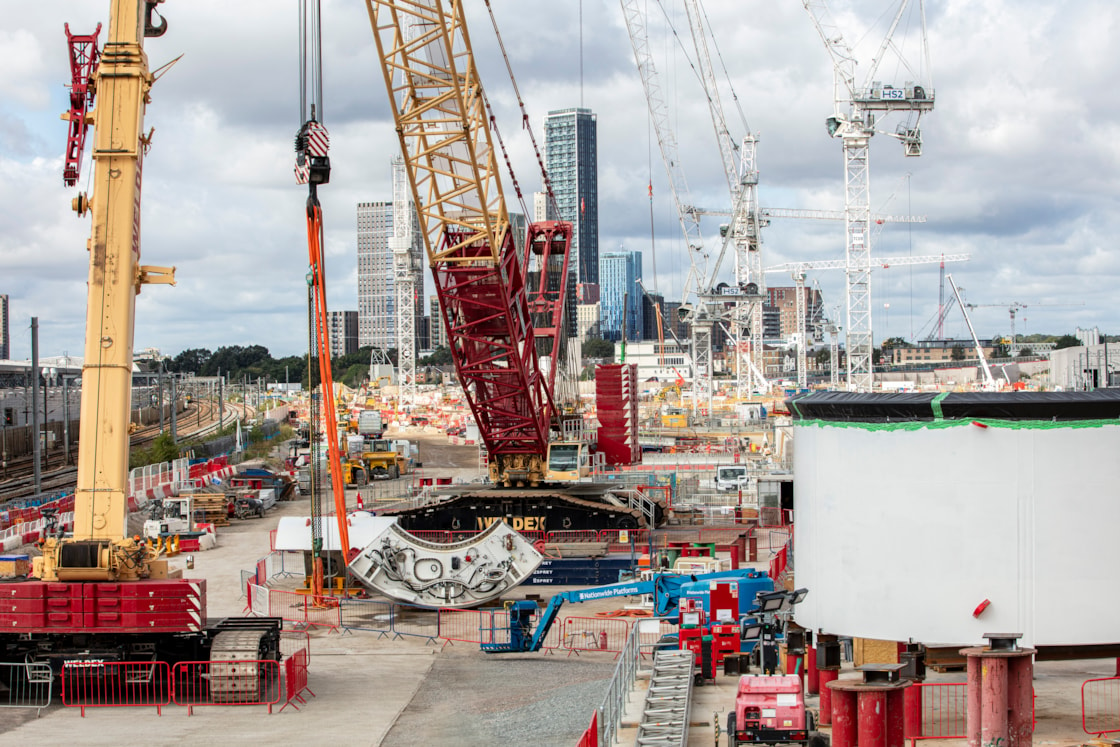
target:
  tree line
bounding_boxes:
[156,345,457,388]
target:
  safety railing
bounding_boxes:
[1083,676,1120,736]
[61,661,171,717]
[279,648,314,712]
[171,660,282,715]
[593,618,649,745]
[0,662,52,715]
[907,682,967,743]
[252,586,342,632]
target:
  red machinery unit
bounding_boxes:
[596,364,640,465]
[728,675,824,746]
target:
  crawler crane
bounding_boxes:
[362,1,664,535]
[0,0,279,675]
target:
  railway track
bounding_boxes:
[0,400,250,503]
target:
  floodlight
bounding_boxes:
[741,623,763,641]
[788,588,809,606]
[756,591,787,613]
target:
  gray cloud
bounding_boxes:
[2,0,1117,362]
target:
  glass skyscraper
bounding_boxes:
[600,250,643,342]
[544,108,598,287]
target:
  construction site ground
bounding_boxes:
[0,431,1108,745]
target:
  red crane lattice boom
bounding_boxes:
[63,23,102,187]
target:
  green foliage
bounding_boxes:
[951,344,966,361]
[582,337,615,360]
[991,340,1010,358]
[880,336,911,350]
[420,347,454,366]
[814,348,831,365]
[1053,334,1081,349]
[1016,346,1033,357]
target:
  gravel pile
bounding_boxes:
[381,651,617,746]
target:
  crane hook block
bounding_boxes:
[294,120,331,186]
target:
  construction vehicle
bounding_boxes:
[365,2,665,533]
[482,569,771,654]
[726,675,827,747]
[0,1,281,677]
[142,495,193,540]
[360,438,409,480]
[357,409,384,438]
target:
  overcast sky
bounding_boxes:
[3,0,1117,361]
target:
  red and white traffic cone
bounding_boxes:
[356,494,364,511]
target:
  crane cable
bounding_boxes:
[297,0,350,595]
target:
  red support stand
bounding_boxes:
[828,664,910,747]
[806,644,819,695]
[817,668,839,725]
[961,634,1036,747]
[829,686,857,747]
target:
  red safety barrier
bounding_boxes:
[576,710,598,747]
[269,528,277,551]
[1082,676,1120,736]
[437,608,494,646]
[279,648,314,712]
[546,530,600,544]
[61,660,171,717]
[907,682,967,744]
[769,545,788,582]
[599,529,650,553]
[562,616,629,657]
[171,660,282,715]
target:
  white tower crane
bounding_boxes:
[681,0,767,396]
[620,0,713,416]
[802,0,935,392]
[766,253,969,388]
[390,154,416,409]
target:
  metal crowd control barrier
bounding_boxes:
[339,598,395,638]
[907,682,967,744]
[171,660,282,715]
[1082,676,1120,736]
[61,661,171,717]
[279,648,314,713]
[279,630,313,662]
[0,662,52,715]
[562,616,629,657]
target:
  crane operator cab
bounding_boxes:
[545,442,592,483]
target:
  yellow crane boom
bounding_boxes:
[41,0,174,581]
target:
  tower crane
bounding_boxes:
[680,0,767,397]
[802,0,935,392]
[962,300,1084,355]
[765,253,970,388]
[619,0,714,416]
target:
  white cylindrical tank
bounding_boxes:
[790,391,1120,649]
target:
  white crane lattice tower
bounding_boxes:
[390,154,416,409]
[620,0,712,415]
[803,0,935,391]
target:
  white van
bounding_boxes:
[715,465,750,492]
